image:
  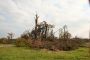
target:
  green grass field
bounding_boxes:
[0,45,89,60]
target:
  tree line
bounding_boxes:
[0,14,89,51]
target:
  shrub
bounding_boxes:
[15,37,84,51]
[15,38,28,47]
[0,38,11,44]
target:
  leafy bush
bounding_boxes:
[15,38,28,47]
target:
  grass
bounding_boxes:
[0,45,89,60]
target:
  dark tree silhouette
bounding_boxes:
[7,33,14,40]
[31,14,54,39]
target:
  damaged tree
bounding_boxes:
[31,14,54,40]
[15,14,82,51]
[7,33,14,40]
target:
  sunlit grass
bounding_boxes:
[0,46,89,60]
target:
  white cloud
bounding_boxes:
[0,15,5,21]
[0,0,90,38]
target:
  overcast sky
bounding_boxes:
[0,0,90,38]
